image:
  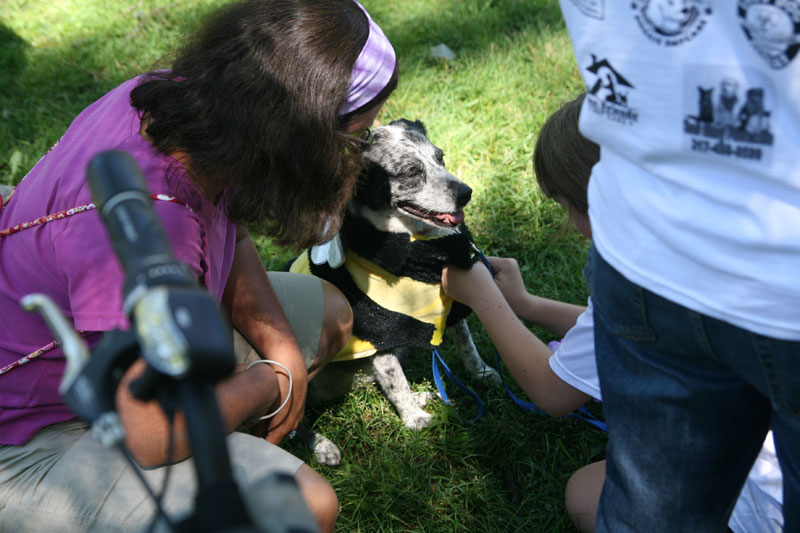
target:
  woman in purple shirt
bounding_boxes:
[0,1,397,531]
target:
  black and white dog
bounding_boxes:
[290,119,499,465]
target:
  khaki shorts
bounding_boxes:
[235,271,324,366]
[0,272,324,532]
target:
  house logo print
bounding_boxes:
[584,55,638,125]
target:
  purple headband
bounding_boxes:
[338,1,397,117]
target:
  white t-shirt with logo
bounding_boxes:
[558,1,800,340]
[548,297,783,531]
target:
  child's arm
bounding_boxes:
[487,256,586,337]
[442,261,590,416]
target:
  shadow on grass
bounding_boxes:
[0,24,29,182]
[0,3,209,182]
[383,0,565,61]
[282,330,605,531]
[1,0,565,183]
[1,1,595,529]
[0,24,29,93]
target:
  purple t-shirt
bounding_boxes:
[0,77,238,445]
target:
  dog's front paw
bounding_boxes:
[449,321,503,385]
[400,408,434,430]
[462,356,502,385]
[473,364,502,385]
[311,434,342,466]
[413,390,435,408]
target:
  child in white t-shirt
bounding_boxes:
[441,94,782,532]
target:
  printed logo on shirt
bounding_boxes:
[584,55,638,125]
[631,0,713,46]
[568,0,604,20]
[738,0,800,69]
[683,67,774,163]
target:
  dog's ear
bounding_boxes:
[390,118,427,137]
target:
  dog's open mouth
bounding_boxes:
[398,202,465,227]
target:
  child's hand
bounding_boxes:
[441,261,496,307]
[486,256,529,315]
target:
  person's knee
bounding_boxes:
[295,465,338,533]
[318,280,353,362]
[565,460,605,533]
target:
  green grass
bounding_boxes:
[1,0,603,530]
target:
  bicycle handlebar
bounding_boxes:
[87,151,195,304]
[89,151,236,381]
[22,150,317,532]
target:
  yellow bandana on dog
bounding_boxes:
[290,248,453,361]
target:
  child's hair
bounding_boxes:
[533,93,599,216]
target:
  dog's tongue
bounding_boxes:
[435,210,464,226]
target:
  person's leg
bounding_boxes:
[565,460,605,532]
[294,464,339,533]
[261,272,352,377]
[251,272,349,528]
[311,279,353,378]
[588,245,772,532]
[773,416,799,531]
[752,335,800,532]
[0,421,306,532]
[729,431,784,532]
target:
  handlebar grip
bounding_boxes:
[87,151,195,307]
[87,150,178,277]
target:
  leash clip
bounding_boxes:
[469,242,493,274]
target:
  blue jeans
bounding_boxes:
[588,245,800,532]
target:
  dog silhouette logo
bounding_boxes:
[738,0,800,69]
[683,69,774,163]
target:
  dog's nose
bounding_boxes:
[454,182,472,207]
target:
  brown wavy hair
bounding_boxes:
[131,0,378,248]
[533,93,599,216]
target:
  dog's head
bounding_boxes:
[351,119,472,237]
[643,0,693,35]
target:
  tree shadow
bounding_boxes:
[381,0,565,61]
[0,24,29,94]
[1,0,567,183]
[0,3,210,182]
[0,23,30,182]
[0,2,591,529]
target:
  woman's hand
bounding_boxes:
[234,362,281,437]
[261,352,308,445]
[117,358,282,467]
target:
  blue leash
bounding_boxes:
[433,245,607,432]
[493,350,607,432]
[432,347,484,422]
